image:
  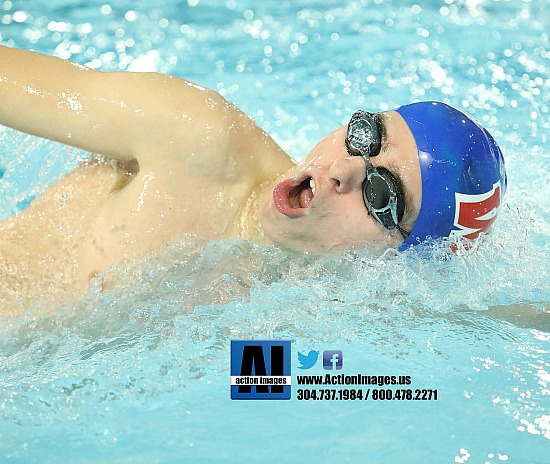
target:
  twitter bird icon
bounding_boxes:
[297,350,319,370]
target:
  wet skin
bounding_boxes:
[0,45,421,314]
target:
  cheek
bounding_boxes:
[313,196,370,238]
[321,191,367,222]
[317,195,402,248]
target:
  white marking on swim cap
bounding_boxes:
[451,181,501,239]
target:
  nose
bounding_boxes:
[328,156,366,194]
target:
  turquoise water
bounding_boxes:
[1,0,549,462]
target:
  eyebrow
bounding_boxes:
[375,113,390,155]
[375,114,415,222]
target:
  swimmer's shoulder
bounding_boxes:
[123,73,293,184]
[0,46,292,184]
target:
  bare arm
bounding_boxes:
[0,46,292,176]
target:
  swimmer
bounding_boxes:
[0,46,506,313]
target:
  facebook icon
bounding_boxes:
[323,350,343,370]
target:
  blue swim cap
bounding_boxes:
[395,102,507,251]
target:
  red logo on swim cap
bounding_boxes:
[451,182,502,240]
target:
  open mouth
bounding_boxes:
[273,176,316,217]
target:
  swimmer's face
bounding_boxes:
[258,110,422,253]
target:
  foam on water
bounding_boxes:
[1,0,549,462]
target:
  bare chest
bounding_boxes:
[77,166,251,281]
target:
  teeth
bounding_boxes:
[309,178,316,195]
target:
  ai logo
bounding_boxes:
[230,340,291,400]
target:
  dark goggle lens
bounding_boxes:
[365,175,392,210]
[346,111,382,157]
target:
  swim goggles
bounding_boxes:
[345,110,410,239]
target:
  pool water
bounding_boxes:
[1,0,549,462]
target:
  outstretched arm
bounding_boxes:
[0,46,292,175]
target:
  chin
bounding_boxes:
[263,227,400,254]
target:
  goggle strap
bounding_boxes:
[396,224,410,239]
